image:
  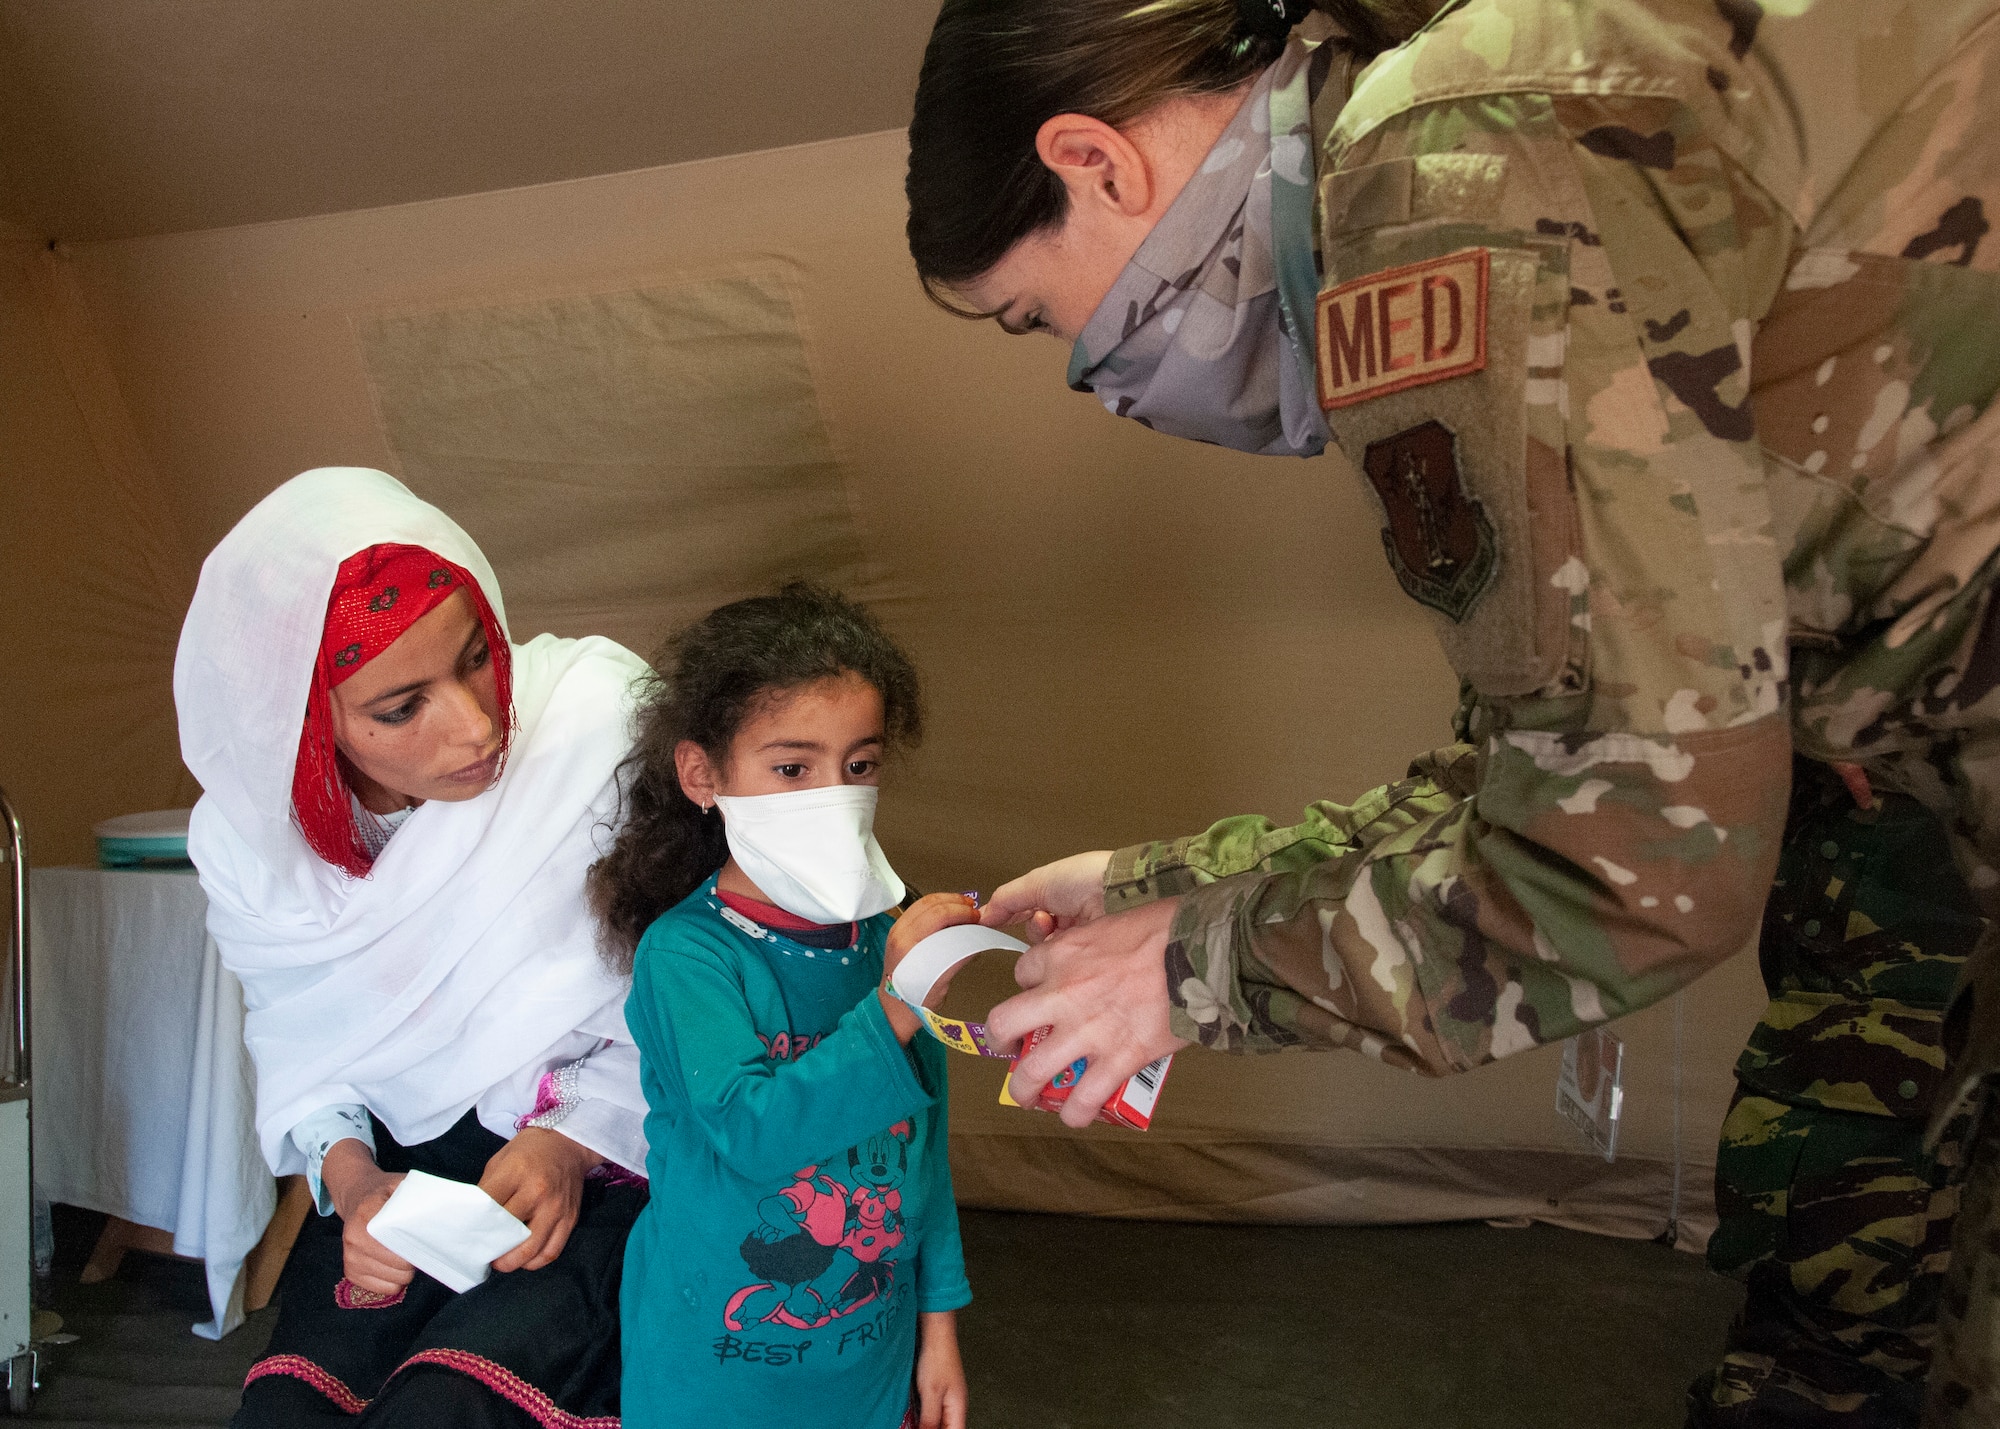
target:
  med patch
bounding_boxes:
[1362,420,1496,622]
[1316,249,1489,409]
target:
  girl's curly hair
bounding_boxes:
[589,582,922,969]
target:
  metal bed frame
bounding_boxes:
[0,786,33,1412]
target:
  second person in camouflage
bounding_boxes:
[1693,760,1981,1426]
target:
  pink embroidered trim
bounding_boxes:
[397,1348,619,1429]
[244,1354,367,1415]
[334,1278,407,1310]
[245,1347,619,1427]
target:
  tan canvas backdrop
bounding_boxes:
[0,133,1766,1244]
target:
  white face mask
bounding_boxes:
[712,784,905,926]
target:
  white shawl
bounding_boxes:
[175,468,650,1172]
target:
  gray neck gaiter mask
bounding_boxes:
[1067,36,1344,458]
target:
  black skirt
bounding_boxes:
[235,1111,646,1428]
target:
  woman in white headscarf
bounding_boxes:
[176,467,651,1428]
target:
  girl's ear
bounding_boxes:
[674,739,722,811]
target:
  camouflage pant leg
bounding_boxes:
[1690,764,1979,1429]
[1925,1100,2000,1426]
[1688,1092,1960,1429]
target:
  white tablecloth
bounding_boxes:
[30,867,274,1338]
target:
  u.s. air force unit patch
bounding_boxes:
[1362,419,1495,623]
[1316,249,1490,409]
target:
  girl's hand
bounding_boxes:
[981,851,1112,944]
[916,1310,967,1429]
[323,1139,413,1296]
[479,1127,604,1272]
[878,893,980,1044]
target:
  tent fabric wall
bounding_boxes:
[0,228,200,870]
[357,271,873,647]
[0,133,1769,1244]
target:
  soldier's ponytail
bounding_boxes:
[905,0,1447,306]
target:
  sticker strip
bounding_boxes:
[916,1008,1013,1059]
[891,923,1028,1058]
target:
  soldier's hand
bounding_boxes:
[987,896,1190,1128]
[981,851,1112,944]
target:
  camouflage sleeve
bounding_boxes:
[1138,81,1797,1071]
[1104,743,1478,905]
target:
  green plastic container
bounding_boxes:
[93,810,193,869]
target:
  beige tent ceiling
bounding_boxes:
[0,0,940,243]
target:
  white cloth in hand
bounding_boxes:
[366,1170,530,1293]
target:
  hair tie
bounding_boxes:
[1236,0,1314,44]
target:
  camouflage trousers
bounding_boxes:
[1928,1091,2000,1426]
[1689,1097,1961,1427]
[1688,761,1980,1429]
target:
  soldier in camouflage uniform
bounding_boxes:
[905,1,2000,1423]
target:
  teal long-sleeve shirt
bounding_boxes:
[620,878,970,1429]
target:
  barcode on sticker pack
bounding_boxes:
[1122,1056,1171,1118]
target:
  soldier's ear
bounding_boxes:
[1035,113,1154,218]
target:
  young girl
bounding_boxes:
[591,584,972,1429]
